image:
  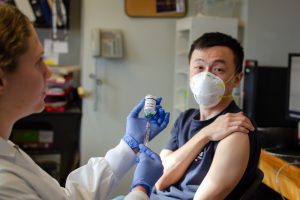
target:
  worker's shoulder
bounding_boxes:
[0,169,40,198]
[0,169,22,184]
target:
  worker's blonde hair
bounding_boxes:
[0,3,32,72]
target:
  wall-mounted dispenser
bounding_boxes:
[91,29,123,58]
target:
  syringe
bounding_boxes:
[144,120,151,146]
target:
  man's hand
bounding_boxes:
[202,112,255,141]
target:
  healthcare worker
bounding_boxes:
[0,3,170,200]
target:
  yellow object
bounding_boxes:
[77,86,91,98]
[44,58,58,66]
[259,150,300,200]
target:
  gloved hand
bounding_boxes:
[123,97,170,150]
[130,144,164,196]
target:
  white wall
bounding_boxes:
[80,0,178,195]
[244,0,300,66]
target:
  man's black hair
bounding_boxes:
[188,32,244,73]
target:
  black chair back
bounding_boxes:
[240,168,264,200]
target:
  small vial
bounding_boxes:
[144,94,157,119]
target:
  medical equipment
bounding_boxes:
[144,94,157,146]
[144,94,156,118]
[91,29,123,58]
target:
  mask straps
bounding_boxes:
[221,73,238,99]
[224,73,236,84]
[221,94,233,99]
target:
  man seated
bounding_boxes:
[150,32,261,200]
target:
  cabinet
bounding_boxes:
[173,16,239,119]
[5,0,70,29]
[11,107,81,186]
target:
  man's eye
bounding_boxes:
[214,67,224,73]
[195,66,204,70]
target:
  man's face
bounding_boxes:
[189,46,242,96]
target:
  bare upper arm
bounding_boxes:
[194,132,250,200]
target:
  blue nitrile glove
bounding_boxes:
[130,144,164,196]
[123,97,170,150]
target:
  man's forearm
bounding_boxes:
[156,131,210,190]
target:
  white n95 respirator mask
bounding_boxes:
[190,72,226,108]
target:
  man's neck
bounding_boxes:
[199,97,233,121]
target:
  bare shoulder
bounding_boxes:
[220,132,249,144]
[216,132,250,154]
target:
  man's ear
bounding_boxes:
[233,72,243,87]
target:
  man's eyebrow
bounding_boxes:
[192,58,205,63]
[212,59,226,65]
